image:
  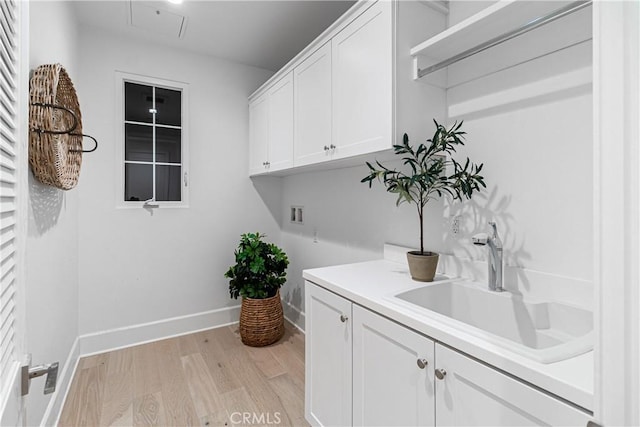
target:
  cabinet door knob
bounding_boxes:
[339,314,348,323]
[324,145,330,151]
[330,144,336,149]
[417,358,428,369]
[435,368,447,380]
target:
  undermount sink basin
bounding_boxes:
[392,281,593,363]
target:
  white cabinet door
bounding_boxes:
[352,305,435,427]
[305,282,352,427]
[332,1,393,160]
[435,345,590,426]
[249,93,269,175]
[294,42,333,167]
[267,72,294,171]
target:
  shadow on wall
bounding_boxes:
[445,185,533,291]
[250,175,284,229]
[28,174,64,236]
[282,285,303,324]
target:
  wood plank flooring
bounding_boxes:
[59,323,306,427]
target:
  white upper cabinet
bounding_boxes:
[331,1,393,160]
[248,1,447,176]
[294,42,333,167]
[249,93,269,175]
[267,72,294,171]
[249,72,294,175]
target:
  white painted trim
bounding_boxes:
[593,2,640,425]
[42,338,79,427]
[78,305,240,356]
[1,1,29,425]
[282,300,306,333]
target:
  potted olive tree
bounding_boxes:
[225,232,289,346]
[361,120,486,282]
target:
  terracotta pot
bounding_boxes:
[406,251,439,282]
[239,290,285,347]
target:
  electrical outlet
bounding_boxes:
[290,206,304,224]
[451,215,461,236]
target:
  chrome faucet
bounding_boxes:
[472,221,503,292]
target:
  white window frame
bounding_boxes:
[115,71,189,208]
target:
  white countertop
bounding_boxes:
[303,258,594,412]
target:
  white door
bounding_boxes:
[435,344,590,426]
[352,305,435,427]
[248,93,269,175]
[0,0,28,425]
[294,42,332,167]
[332,1,393,160]
[305,282,352,427]
[267,71,293,172]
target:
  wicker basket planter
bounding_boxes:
[239,291,285,347]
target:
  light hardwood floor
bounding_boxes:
[59,323,306,427]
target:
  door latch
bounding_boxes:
[21,355,59,396]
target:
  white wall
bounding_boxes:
[280,2,593,326]
[75,27,277,337]
[27,1,79,425]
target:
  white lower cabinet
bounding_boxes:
[434,345,590,426]
[353,305,435,427]
[305,281,590,427]
[305,282,352,427]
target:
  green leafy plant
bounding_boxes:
[361,120,486,255]
[225,232,289,299]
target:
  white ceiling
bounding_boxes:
[73,0,356,71]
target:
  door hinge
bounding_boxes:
[21,354,59,396]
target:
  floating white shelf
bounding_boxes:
[411,0,592,81]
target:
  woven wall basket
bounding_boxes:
[29,64,83,190]
[239,290,285,347]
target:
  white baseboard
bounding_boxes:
[41,337,79,427]
[282,300,305,333]
[78,305,241,356]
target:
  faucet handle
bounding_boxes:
[488,221,497,237]
[488,221,503,248]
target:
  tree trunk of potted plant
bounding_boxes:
[406,202,439,282]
